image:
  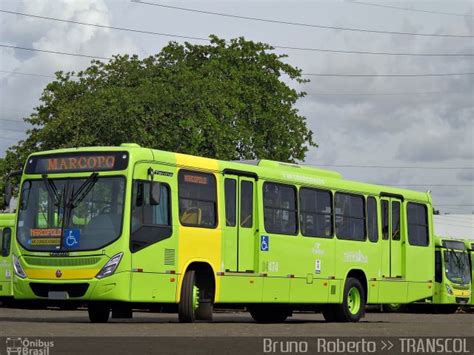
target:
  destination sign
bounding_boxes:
[183,174,208,185]
[25,151,129,174]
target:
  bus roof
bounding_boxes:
[25,144,431,203]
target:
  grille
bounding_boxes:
[24,257,101,267]
[30,283,89,298]
[164,249,175,266]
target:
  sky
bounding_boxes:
[0,0,473,222]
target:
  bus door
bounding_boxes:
[222,174,257,272]
[0,227,12,296]
[381,198,403,278]
[130,163,175,302]
[389,199,402,277]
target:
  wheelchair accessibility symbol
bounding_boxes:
[260,235,269,252]
[64,228,80,248]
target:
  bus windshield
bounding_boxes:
[17,176,125,252]
[444,250,471,284]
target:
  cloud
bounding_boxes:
[0,0,472,214]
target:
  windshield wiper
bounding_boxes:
[59,173,99,250]
[42,174,60,206]
[449,249,468,283]
[68,172,99,209]
[42,174,66,228]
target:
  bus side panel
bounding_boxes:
[289,278,329,303]
[262,278,290,302]
[378,281,408,303]
[218,275,263,303]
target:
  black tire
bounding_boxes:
[196,301,213,321]
[321,305,337,322]
[178,270,198,323]
[249,306,289,323]
[333,277,366,322]
[88,303,110,323]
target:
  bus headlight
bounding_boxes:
[13,255,27,279]
[445,284,453,295]
[96,253,123,279]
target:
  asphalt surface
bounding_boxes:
[0,307,473,337]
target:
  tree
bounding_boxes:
[0,35,315,181]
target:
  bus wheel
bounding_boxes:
[249,306,289,323]
[88,303,110,323]
[334,277,366,322]
[178,270,200,323]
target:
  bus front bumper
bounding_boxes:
[12,271,130,302]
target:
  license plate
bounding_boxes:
[48,291,69,300]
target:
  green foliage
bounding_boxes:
[0,35,315,183]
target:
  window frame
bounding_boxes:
[381,199,389,240]
[391,201,401,241]
[366,196,379,243]
[262,181,299,236]
[299,187,333,239]
[406,202,430,247]
[130,179,173,253]
[17,175,127,253]
[240,180,254,228]
[1,227,12,257]
[224,178,237,227]
[334,191,367,242]
[178,169,218,229]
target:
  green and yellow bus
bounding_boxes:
[432,236,471,312]
[380,235,471,314]
[0,213,14,302]
[463,240,474,311]
[11,144,435,323]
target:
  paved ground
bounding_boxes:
[0,307,472,337]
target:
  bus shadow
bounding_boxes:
[0,315,388,324]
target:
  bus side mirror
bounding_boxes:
[150,182,161,205]
[1,227,11,257]
[4,183,12,208]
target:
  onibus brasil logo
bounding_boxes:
[5,337,54,355]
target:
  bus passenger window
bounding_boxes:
[299,188,332,238]
[225,179,236,227]
[407,203,429,246]
[367,197,378,242]
[263,182,297,235]
[391,201,401,240]
[178,170,217,228]
[240,181,253,228]
[381,200,389,240]
[131,181,172,252]
[335,193,366,241]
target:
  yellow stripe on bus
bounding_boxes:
[25,268,98,280]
